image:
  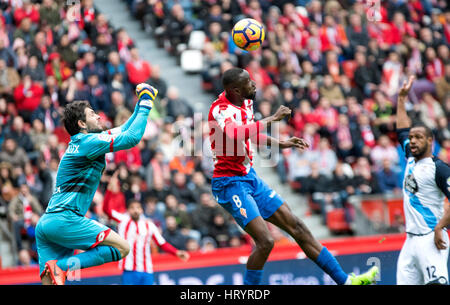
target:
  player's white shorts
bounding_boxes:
[396,232,449,285]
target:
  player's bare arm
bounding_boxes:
[434,206,450,250]
[396,75,415,129]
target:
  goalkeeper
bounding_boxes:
[36,84,158,285]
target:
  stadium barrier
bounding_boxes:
[2,233,449,285]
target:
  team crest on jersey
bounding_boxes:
[240,208,247,218]
[405,173,418,194]
[97,134,113,142]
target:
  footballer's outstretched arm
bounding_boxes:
[396,75,415,129]
[221,105,292,141]
[251,133,309,150]
[85,84,158,160]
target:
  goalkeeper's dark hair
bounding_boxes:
[62,100,91,136]
[411,122,433,139]
[222,67,245,88]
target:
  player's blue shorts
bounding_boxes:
[211,168,285,229]
[122,270,154,285]
[35,210,111,276]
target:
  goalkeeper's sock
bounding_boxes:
[314,247,349,285]
[56,246,121,271]
[244,269,263,285]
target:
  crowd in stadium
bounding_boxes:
[0,0,448,268]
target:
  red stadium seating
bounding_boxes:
[360,199,386,223]
[326,208,351,234]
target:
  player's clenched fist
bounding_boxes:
[135,83,158,109]
[272,105,291,121]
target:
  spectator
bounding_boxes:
[29,118,50,153]
[169,171,196,206]
[162,3,193,55]
[371,90,396,135]
[0,58,20,96]
[419,92,445,130]
[370,135,400,171]
[346,13,369,51]
[164,86,194,120]
[0,138,29,168]
[162,215,189,250]
[46,52,72,84]
[319,74,345,108]
[7,116,34,154]
[106,51,127,83]
[354,51,381,97]
[21,55,45,83]
[313,137,338,178]
[28,31,49,64]
[30,95,60,133]
[0,39,17,69]
[125,47,151,86]
[286,147,314,193]
[124,175,146,204]
[434,62,450,103]
[148,64,168,100]
[82,51,106,84]
[8,183,42,251]
[39,0,61,28]
[376,158,401,195]
[208,212,232,248]
[352,157,382,195]
[13,18,35,46]
[86,73,109,113]
[143,196,166,230]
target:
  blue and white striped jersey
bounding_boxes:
[398,128,450,235]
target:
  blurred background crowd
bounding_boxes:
[0,0,448,267]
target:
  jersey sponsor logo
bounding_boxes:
[405,173,418,194]
[269,190,276,198]
[97,134,113,142]
[66,144,79,154]
[240,208,247,218]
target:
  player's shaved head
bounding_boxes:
[222,67,256,103]
[222,67,247,89]
[410,123,433,139]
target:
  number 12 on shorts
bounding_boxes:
[426,266,436,279]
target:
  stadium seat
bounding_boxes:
[180,50,203,73]
[386,198,404,226]
[188,30,206,50]
[326,208,351,234]
[361,199,386,223]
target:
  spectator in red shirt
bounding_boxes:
[13,0,40,27]
[125,47,152,86]
[44,53,72,86]
[114,144,142,174]
[319,15,349,54]
[13,74,44,122]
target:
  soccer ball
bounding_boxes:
[232,18,265,51]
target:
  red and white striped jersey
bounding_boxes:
[112,210,166,273]
[208,92,256,178]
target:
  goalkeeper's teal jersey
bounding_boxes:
[45,101,151,217]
